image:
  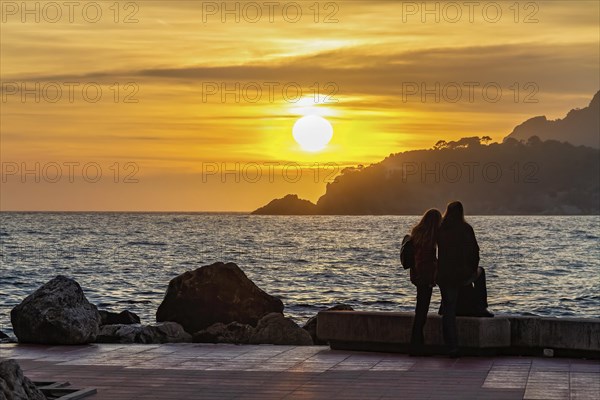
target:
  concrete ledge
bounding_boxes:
[508,316,600,357]
[317,311,600,358]
[316,311,510,355]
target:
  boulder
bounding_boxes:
[303,304,354,345]
[96,324,141,344]
[194,314,315,346]
[193,322,254,344]
[96,322,191,344]
[0,331,15,344]
[99,310,140,326]
[10,276,100,345]
[156,262,284,333]
[250,313,313,345]
[0,359,46,400]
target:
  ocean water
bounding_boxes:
[1,213,599,335]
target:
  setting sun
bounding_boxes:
[292,115,334,152]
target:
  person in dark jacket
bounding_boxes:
[437,201,492,357]
[409,208,442,356]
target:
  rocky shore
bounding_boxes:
[2,262,351,398]
[0,360,46,400]
[6,262,351,346]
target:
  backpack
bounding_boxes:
[400,234,415,270]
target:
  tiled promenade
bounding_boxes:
[1,343,598,400]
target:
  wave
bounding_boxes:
[126,241,168,246]
[25,230,50,235]
[116,299,153,304]
[362,300,397,306]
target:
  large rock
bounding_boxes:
[10,276,100,345]
[156,262,284,333]
[99,310,140,326]
[303,304,354,345]
[193,322,254,344]
[0,331,15,344]
[250,313,313,345]
[193,314,315,346]
[96,322,191,344]
[0,359,46,400]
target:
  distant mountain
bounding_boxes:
[504,91,599,148]
[252,194,316,215]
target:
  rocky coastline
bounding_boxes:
[4,262,352,347]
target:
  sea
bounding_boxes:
[1,213,599,335]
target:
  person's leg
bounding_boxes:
[440,285,459,356]
[474,267,488,308]
[473,267,493,316]
[456,284,475,316]
[410,285,433,353]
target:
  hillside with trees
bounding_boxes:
[253,137,599,215]
[254,92,600,215]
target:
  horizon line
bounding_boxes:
[0,211,598,217]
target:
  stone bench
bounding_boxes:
[316,311,510,355]
[316,311,600,358]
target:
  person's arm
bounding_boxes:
[469,225,480,272]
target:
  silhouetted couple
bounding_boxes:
[408,201,493,357]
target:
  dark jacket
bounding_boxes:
[410,238,437,287]
[436,222,479,287]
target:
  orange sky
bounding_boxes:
[1,1,599,211]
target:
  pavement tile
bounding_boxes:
[1,343,597,399]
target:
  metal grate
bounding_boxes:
[33,381,97,400]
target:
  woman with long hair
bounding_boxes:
[409,208,442,356]
[437,201,492,357]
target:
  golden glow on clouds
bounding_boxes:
[0,1,599,210]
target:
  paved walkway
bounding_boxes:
[1,343,598,399]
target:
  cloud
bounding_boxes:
[13,42,596,105]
